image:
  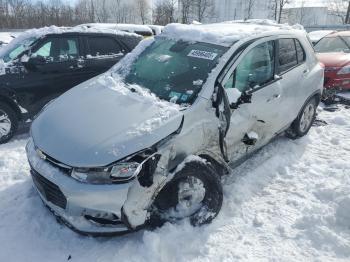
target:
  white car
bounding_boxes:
[26,20,324,236]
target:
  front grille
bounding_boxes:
[31,169,67,209]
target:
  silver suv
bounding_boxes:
[26,21,324,236]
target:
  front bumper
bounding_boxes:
[26,139,137,236]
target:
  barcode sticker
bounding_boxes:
[188,50,218,60]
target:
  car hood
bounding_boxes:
[316,52,350,68]
[31,74,183,168]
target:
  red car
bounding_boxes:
[314,31,350,99]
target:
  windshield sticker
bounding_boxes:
[188,50,218,60]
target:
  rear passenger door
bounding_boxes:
[276,38,308,127]
[84,35,126,78]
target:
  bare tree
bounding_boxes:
[298,0,306,24]
[153,0,177,25]
[179,0,192,24]
[329,0,349,24]
[193,0,215,22]
[136,0,150,24]
[245,0,256,19]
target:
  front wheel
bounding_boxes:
[149,160,223,228]
[0,102,18,144]
[286,97,317,139]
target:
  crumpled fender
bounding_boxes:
[121,145,175,229]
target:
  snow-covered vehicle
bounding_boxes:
[0,26,142,144]
[26,21,324,236]
[79,23,154,38]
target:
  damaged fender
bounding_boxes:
[121,145,176,229]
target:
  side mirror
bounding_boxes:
[226,88,252,109]
[22,55,46,70]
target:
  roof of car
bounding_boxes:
[325,31,350,37]
[78,23,153,34]
[0,26,141,59]
[162,20,306,47]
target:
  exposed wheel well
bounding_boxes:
[0,96,22,120]
[198,154,229,177]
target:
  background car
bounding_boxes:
[0,26,142,143]
[314,31,350,101]
[308,30,335,45]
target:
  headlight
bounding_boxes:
[337,65,350,75]
[71,162,140,184]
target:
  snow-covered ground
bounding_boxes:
[0,105,349,262]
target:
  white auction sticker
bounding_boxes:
[188,50,218,60]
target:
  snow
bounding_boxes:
[162,20,305,47]
[0,32,14,45]
[1,105,350,261]
[79,23,153,34]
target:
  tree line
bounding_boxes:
[0,0,349,30]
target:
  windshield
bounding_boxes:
[0,36,36,62]
[314,36,350,53]
[122,38,228,105]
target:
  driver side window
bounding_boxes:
[224,41,275,92]
[32,37,79,61]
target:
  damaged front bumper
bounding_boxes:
[26,139,139,236]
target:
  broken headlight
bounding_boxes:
[71,162,140,184]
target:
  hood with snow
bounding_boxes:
[31,74,183,168]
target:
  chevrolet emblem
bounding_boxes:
[36,149,46,160]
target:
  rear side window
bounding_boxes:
[88,37,122,56]
[278,38,297,73]
[295,40,305,63]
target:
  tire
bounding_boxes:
[149,160,223,228]
[0,102,18,144]
[286,97,317,139]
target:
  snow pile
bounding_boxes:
[0,32,14,45]
[162,20,305,47]
[78,23,153,35]
[0,105,350,261]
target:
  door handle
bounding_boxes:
[303,69,309,74]
[242,132,258,146]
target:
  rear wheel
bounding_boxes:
[0,102,18,144]
[149,161,223,227]
[286,97,317,139]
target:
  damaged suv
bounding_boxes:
[26,21,324,236]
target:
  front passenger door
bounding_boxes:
[11,36,85,115]
[222,40,284,163]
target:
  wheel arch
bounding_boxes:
[0,95,22,120]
